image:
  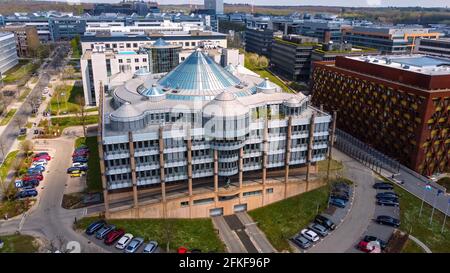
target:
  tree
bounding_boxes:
[13,116,26,131]
[75,94,87,137]
[257,56,269,69]
[11,157,22,177]
[19,140,33,157]
[36,44,50,61]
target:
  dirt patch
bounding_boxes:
[62,193,84,209]
[385,229,409,253]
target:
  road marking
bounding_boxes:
[18,213,26,232]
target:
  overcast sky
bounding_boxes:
[57,0,450,7]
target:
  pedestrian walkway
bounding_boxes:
[235,212,277,253]
[212,216,247,253]
[223,214,258,253]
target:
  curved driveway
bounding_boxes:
[309,149,378,253]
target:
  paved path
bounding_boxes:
[408,234,432,253]
[236,212,277,253]
[212,216,247,253]
[309,149,378,253]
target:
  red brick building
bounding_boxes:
[311,55,450,175]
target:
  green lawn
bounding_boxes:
[0,234,39,253]
[75,136,101,192]
[402,238,426,253]
[248,185,329,251]
[0,199,33,219]
[75,217,225,252]
[3,60,39,84]
[0,150,19,181]
[51,115,98,128]
[18,88,32,102]
[393,183,450,252]
[0,109,17,126]
[48,84,84,115]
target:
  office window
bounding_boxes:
[126,43,131,48]
[112,43,117,48]
[185,42,189,46]
[143,58,147,62]
[191,42,196,46]
[119,59,123,63]
[135,58,139,62]
[135,66,139,70]
[133,43,138,47]
[127,59,131,63]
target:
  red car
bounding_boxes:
[73,150,89,157]
[177,247,188,254]
[33,155,51,161]
[357,240,380,253]
[22,174,43,181]
[104,229,125,245]
[33,153,51,161]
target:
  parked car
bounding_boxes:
[331,193,349,202]
[32,159,48,167]
[300,229,320,242]
[16,189,38,199]
[116,233,133,250]
[177,246,188,254]
[143,241,158,253]
[314,215,336,230]
[69,170,85,177]
[67,166,88,173]
[72,162,87,168]
[292,235,312,249]
[104,229,125,245]
[73,150,89,157]
[33,153,51,161]
[330,197,347,208]
[72,157,88,163]
[22,179,40,188]
[30,164,45,171]
[362,235,387,250]
[373,182,394,190]
[308,223,329,237]
[190,249,202,253]
[95,224,116,240]
[376,195,399,202]
[75,145,88,151]
[28,168,44,175]
[376,192,399,199]
[125,237,144,253]
[377,199,399,207]
[375,215,400,227]
[22,174,43,181]
[85,220,106,235]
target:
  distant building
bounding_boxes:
[204,0,224,15]
[0,32,18,75]
[298,21,343,44]
[220,48,244,67]
[244,28,273,57]
[270,35,319,82]
[415,38,450,58]
[311,54,450,175]
[87,2,160,16]
[1,25,40,57]
[343,26,441,54]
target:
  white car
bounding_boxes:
[116,233,133,250]
[72,162,87,168]
[32,159,48,167]
[43,87,49,94]
[300,229,320,242]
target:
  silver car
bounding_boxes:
[143,241,158,253]
[124,237,144,253]
[308,223,329,237]
[95,224,116,239]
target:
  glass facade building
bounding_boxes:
[144,38,182,74]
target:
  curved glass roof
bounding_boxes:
[158,50,241,92]
[153,38,169,47]
[138,84,165,97]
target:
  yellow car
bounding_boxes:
[69,170,85,177]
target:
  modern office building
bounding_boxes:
[342,26,441,54]
[270,35,319,82]
[81,48,149,106]
[298,20,343,43]
[0,25,40,57]
[244,27,274,57]
[311,42,379,63]
[81,31,227,54]
[0,32,18,75]
[311,54,450,175]
[98,49,331,218]
[415,38,450,58]
[143,38,182,74]
[86,1,160,16]
[204,0,224,15]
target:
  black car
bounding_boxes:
[314,215,336,230]
[375,215,400,227]
[85,220,106,235]
[331,193,349,201]
[22,179,40,188]
[67,166,88,173]
[363,235,387,250]
[376,192,399,199]
[373,182,394,190]
[377,199,399,207]
[376,195,399,202]
[73,157,88,163]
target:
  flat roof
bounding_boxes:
[346,54,450,76]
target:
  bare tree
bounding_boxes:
[163,218,176,253]
[11,157,22,177]
[19,140,34,157]
[13,116,26,131]
[75,94,87,137]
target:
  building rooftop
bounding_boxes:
[346,54,450,76]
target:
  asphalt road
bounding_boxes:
[0,44,69,163]
[0,137,106,253]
